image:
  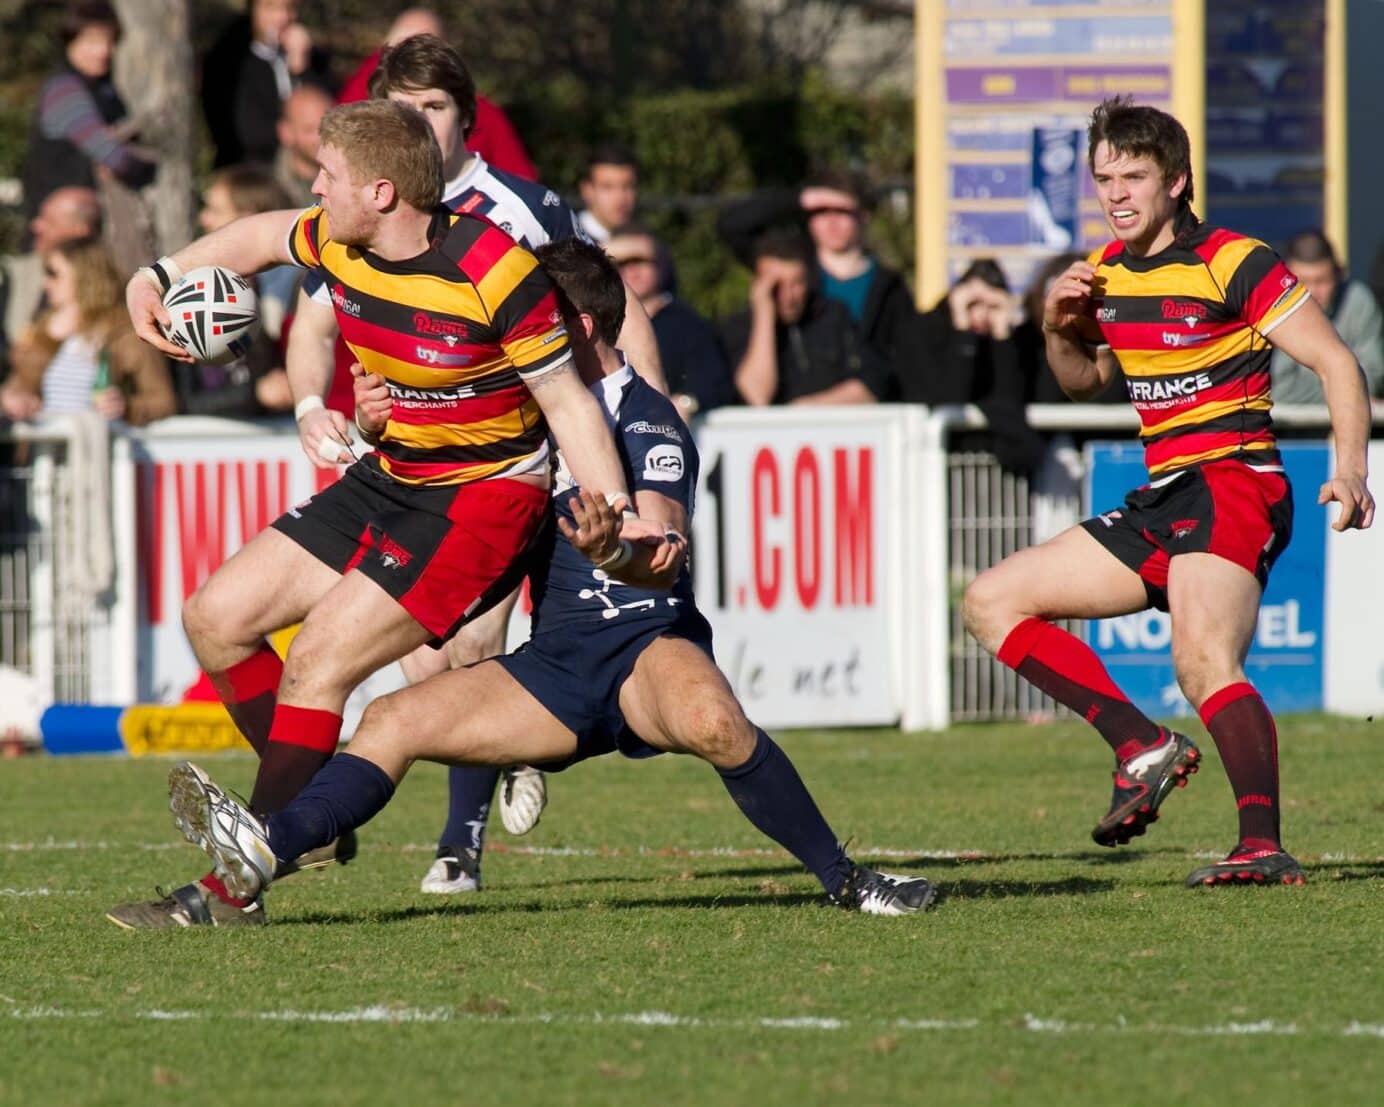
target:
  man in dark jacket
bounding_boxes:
[723,229,887,406]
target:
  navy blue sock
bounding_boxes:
[717,729,852,895]
[439,766,499,852]
[265,753,395,864]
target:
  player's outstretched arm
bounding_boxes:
[1041,260,1114,401]
[558,489,686,589]
[526,361,631,503]
[125,209,304,362]
[1267,297,1375,530]
[617,285,669,396]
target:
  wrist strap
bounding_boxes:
[294,395,325,421]
[151,256,184,293]
[595,539,633,571]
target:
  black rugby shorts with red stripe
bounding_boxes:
[1081,458,1293,611]
[273,455,550,644]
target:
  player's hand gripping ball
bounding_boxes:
[159,266,258,364]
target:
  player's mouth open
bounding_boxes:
[1111,209,1137,225]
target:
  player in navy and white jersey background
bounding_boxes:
[170,237,936,917]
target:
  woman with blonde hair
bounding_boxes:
[1,236,174,425]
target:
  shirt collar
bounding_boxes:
[444,153,487,200]
[594,357,634,417]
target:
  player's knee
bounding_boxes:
[182,579,240,649]
[446,621,504,668]
[680,695,754,765]
[1171,647,1236,711]
[962,570,1011,643]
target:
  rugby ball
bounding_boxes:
[160,265,258,364]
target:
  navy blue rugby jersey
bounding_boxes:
[529,361,698,632]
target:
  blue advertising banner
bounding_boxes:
[1029,127,1081,249]
[1084,442,1329,717]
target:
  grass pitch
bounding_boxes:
[2,716,1383,1106]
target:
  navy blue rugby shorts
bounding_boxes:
[493,608,715,771]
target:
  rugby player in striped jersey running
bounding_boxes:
[963,98,1373,887]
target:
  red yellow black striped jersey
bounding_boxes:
[1077,215,1310,478]
[286,205,570,486]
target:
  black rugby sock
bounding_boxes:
[266,753,396,865]
[439,766,500,851]
[717,729,853,896]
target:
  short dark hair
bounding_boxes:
[957,258,1009,292]
[584,142,638,180]
[209,163,293,217]
[804,166,872,210]
[60,1,119,46]
[369,34,478,140]
[1284,229,1340,270]
[1088,96,1194,209]
[751,226,815,270]
[534,238,627,346]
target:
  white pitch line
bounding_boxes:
[6,840,1384,865]
[0,888,82,897]
[2,1003,1382,1041]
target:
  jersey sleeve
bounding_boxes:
[1076,244,1110,349]
[285,206,327,272]
[476,234,572,380]
[625,417,694,510]
[1223,240,1311,336]
[539,190,588,244]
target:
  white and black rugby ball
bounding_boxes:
[160,265,258,364]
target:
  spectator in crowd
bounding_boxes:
[724,228,887,406]
[20,3,154,231]
[896,259,1043,471]
[1271,230,1384,403]
[1014,252,1126,404]
[715,170,918,376]
[1,237,173,426]
[2,187,103,371]
[577,144,639,244]
[606,226,736,421]
[337,8,538,180]
[201,0,333,168]
[176,165,297,418]
[272,83,332,208]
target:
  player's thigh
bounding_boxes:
[1166,552,1261,703]
[444,585,521,668]
[619,635,755,765]
[350,659,578,776]
[184,526,339,642]
[286,570,436,693]
[963,524,1150,650]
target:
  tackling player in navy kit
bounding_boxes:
[167,239,937,917]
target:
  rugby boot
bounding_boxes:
[1092,730,1201,847]
[1186,844,1305,887]
[420,846,481,894]
[828,862,936,916]
[498,766,547,835]
[105,881,266,929]
[168,761,278,900]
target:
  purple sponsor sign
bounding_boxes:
[947,65,1170,104]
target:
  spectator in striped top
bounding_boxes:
[20,3,154,236]
[1,237,173,427]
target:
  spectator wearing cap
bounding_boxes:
[606,226,736,421]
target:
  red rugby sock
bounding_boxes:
[1199,682,1280,848]
[205,644,283,756]
[249,705,343,816]
[998,617,1162,760]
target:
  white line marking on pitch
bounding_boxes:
[6,840,1384,865]
[0,888,82,896]
[3,1003,1382,1041]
